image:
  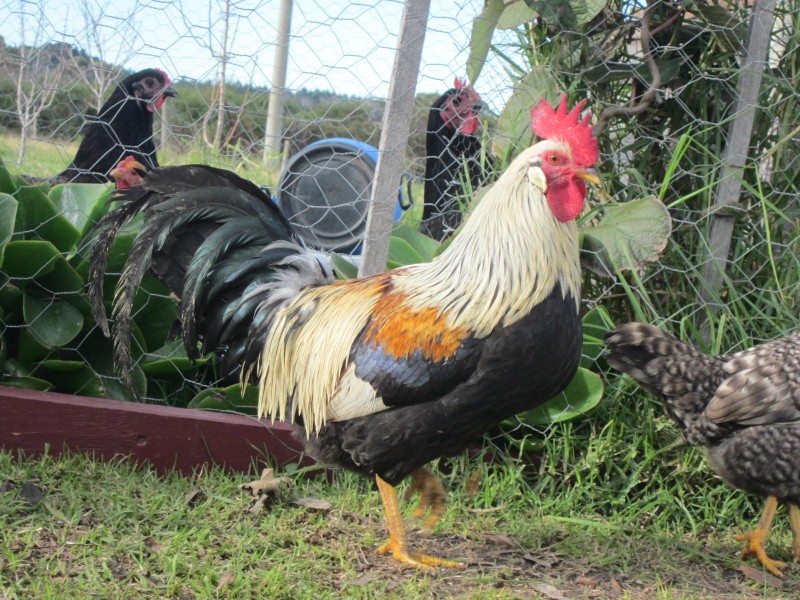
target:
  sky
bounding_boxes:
[0,0,521,113]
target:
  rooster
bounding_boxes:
[90,96,600,567]
[419,78,489,242]
[605,323,800,576]
[53,69,176,184]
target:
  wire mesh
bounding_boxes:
[0,0,798,448]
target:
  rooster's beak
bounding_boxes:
[162,85,178,98]
[575,167,601,186]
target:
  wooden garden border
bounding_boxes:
[0,385,309,475]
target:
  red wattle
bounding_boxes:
[546,179,586,223]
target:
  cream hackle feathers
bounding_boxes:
[256,139,583,435]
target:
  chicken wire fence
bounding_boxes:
[0,0,798,441]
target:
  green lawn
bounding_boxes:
[2,445,798,599]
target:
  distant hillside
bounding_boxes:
[0,40,488,176]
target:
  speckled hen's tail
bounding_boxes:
[603,322,725,402]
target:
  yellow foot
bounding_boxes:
[404,467,446,534]
[736,530,787,577]
[377,538,464,569]
[788,503,800,563]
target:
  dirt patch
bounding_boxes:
[336,529,799,599]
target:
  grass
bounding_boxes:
[0,130,428,226]
[0,131,283,189]
[2,417,800,600]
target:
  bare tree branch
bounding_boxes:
[592,7,661,137]
[15,2,71,164]
[74,0,138,113]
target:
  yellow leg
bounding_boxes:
[375,475,463,569]
[735,496,787,577]
[788,503,800,563]
[404,467,446,535]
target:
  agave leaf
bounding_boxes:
[519,367,604,426]
[49,183,114,238]
[467,0,506,83]
[0,193,17,265]
[188,383,259,415]
[0,375,53,391]
[581,306,614,369]
[330,252,359,280]
[32,360,106,397]
[141,339,209,377]
[0,157,19,195]
[386,237,425,270]
[13,184,80,252]
[390,223,439,262]
[493,67,562,160]
[23,293,84,349]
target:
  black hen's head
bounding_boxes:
[432,77,482,136]
[119,68,177,113]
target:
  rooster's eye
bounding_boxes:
[547,154,561,165]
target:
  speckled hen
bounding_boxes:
[605,322,800,576]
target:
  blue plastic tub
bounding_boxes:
[276,138,405,253]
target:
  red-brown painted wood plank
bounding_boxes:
[0,385,311,475]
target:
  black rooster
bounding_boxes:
[89,161,298,379]
[419,78,489,242]
[53,69,176,184]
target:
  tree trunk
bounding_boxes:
[17,115,29,165]
[212,0,230,152]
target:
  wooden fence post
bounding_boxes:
[358,0,431,277]
[697,0,778,329]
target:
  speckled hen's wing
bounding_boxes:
[703,334,800,427]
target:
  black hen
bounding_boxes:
[419,78,490,242]
[54,69,176,184]
[89,163,309,381]
[605,323,800,576]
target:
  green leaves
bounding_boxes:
[468,0,605,88]
[581,196,673,276]
[23,294,84,349]
[0,160,174,401]
[493,67,562,159]
[13,182,80,252]
[0,194,16,265]
[519,367,604,427]
[467,0,506,84]
[386,222,439,268]
[188,383,259,415]
[49,183,114,238]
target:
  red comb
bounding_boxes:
[530,95,598,167]
[155,68,172,85]
[454,77,467,90]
